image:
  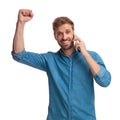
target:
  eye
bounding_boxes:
[56,32,62,36]
[66,30,71,34]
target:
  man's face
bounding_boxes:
[54,23,74,51]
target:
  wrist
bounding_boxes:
[81,51,90,57]
[16,20,25,27]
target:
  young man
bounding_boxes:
[12,9,111,120]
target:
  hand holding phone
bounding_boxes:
[73,35,81,51]
[73,35,87,53]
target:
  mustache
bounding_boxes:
[61,38,74,44]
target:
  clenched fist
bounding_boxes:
[17,9,34,23]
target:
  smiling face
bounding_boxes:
[54,23,74,51]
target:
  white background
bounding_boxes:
[0,0,120,120]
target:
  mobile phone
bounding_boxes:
[73,34,76,45]
[73,34,77,46]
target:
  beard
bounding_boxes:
[60,40,74,51]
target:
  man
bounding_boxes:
[12,9,111,120]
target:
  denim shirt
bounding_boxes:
[12,49,111,120]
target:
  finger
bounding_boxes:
[20,9,33,17]
[74,35,81,43]
[73,35,78,41]
[75,44,80,51]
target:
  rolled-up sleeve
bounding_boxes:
[94,66,111,87]
[89,51,111,87]
[11,50,48,71]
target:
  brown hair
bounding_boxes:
[52,16,74,32]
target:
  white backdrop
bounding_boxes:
[0,0,120,120]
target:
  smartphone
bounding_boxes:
[73,34,77,46]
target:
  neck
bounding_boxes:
[62,47,75,57]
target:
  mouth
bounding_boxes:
[60,40,74,50]
[61,40,70,45]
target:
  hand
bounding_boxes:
[74,35,88,56]
[18,9,34,23]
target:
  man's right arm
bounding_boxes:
[12,21,25,53]
[12,9,34,53]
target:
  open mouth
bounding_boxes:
[62,40,70,45]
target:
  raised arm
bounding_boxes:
[12,9,34,53]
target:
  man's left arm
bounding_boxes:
[74,35,111,87]
[83,51,111,87]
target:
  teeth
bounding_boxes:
[62,41,68,44]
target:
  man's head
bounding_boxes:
[53,16,74,32]
[53,16,75,51]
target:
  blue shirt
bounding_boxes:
[12,49,111,120]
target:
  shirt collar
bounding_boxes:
[58,49,80,58]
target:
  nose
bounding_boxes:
[62,33,67,40]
